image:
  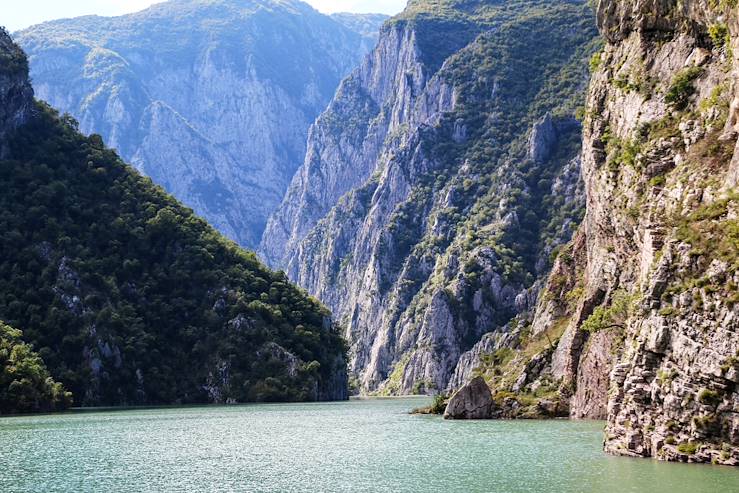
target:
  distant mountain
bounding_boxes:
[330,12,389,42]
[0,27,347,408]
[15,0,383,248]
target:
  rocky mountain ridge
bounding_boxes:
[261,0,600,395]
[15,0,385,248]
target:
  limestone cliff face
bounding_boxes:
[259,20,424,268]
[454,0,739,465]
[0,29,33,157]
[15,0,382,248]
[588,0,739,465]
[261,0,599,395]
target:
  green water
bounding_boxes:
[1,397,738,492]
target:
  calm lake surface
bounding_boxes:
[1,397,738,492]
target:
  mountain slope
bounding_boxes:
[15,0,380,248]
[0,28,347,407]
[260,0,600,394]
[450,0,739,465]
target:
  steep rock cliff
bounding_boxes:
[456,0,739,465]
[0,31,32,157]
[15,0,382,248]
[261,0,600,395]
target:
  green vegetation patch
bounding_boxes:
[665,67,704,109]
[381,353,412,396]
[708,0,739,10]
[708,23,730,50]
[589,52,602,73]
[0,29,29,77]
[1,321,72,414]
[677,441,699,455]
[674,191,739,269]
[602,127,642,172]
[582,290,637,333]
[698,388,721,406]
[0,103,347,406]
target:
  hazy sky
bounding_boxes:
[2,0,408,32]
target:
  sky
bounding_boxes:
[1,0,408,32]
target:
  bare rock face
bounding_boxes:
[0,29,33,156]
[261,0,598,396]
[570,329,617,419]
[444,376,495,420]
[582,0,739,465]
[16,0,383,248]
[529,114,581,164]
[448,332,515,391]
[454,0,739,465]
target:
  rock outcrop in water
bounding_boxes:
[0,28,348,407]
[260,0,600,396]
[449,0,739,465]
[15,0,385,248]
[443,376,494,420]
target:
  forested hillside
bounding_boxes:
[0,28,347,407]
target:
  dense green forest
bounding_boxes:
[0,321,72,414]
[0,88,347,406]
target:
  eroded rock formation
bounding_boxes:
[261,0,598,397]
[444,376,495,420]
[451,0,739,465]
[16,0,384,248]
